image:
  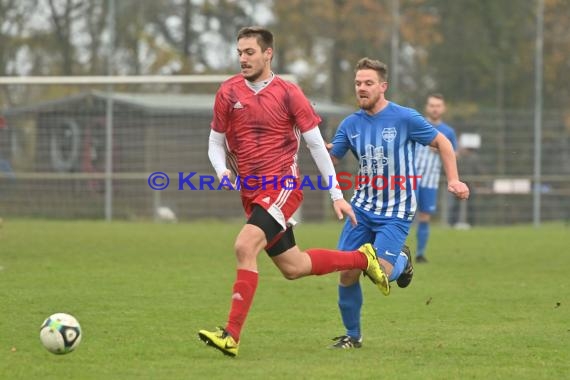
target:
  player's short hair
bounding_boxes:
[427,93,445,102]
[237,26,274,52]
[355,57,388,82]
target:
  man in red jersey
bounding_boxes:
[198,26,390,357]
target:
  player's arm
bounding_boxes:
[326,120,351,166]
[208,130,228,178]
[325,143,340,166]
[208,90,235,188]
[302,128,356,225]
[429,134,455,155]
[410,112,469,199]
[429,132,469,200]
[207,130,235,190]
[286,84,355,223]
[436,127,459,156]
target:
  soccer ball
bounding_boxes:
[39,313,82,354]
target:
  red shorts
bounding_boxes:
[242,188,303,229]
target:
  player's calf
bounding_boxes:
[396,245,414,288]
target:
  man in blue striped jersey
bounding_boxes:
[327,58,469,349]
[415,94,458,263]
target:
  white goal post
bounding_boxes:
[0,74,297,85]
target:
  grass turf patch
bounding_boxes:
[1,220,568,379]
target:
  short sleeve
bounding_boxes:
[210,89,229,133]
[288,84,322,133]
[408,111,438,146]
[330,118,351,159]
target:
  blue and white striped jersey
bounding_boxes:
[415,122,457,189]
[331,102,438,220]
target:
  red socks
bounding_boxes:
[224,250,366,340]
[306,248,368,275]
[225,269,258,342]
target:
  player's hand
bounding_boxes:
[325,143,340,165]
[217,169,237,191]
[333,198,357,226]
[448,180,470,200]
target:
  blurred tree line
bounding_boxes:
[1,0,569,111]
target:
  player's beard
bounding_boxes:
[241,65,263,82]
[358,92,381,111]
[427,111,442,122]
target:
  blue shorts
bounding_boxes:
[337,206,412,266]
[417,186,438,214]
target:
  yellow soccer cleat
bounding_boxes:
[358,243,390,296]
[198,327,239,357]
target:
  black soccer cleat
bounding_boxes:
[396,245,414,288]
[415,255,429,264]
[329,335,362,349]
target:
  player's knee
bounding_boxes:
[234,239,257,263]
[279,266,304,280]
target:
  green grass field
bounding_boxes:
[1,219,568,379]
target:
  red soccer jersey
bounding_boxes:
[211,74,321,196]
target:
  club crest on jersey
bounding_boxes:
[382,127,397,142]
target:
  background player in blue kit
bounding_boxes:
[328,58,469,349]
[415,94,458,263]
